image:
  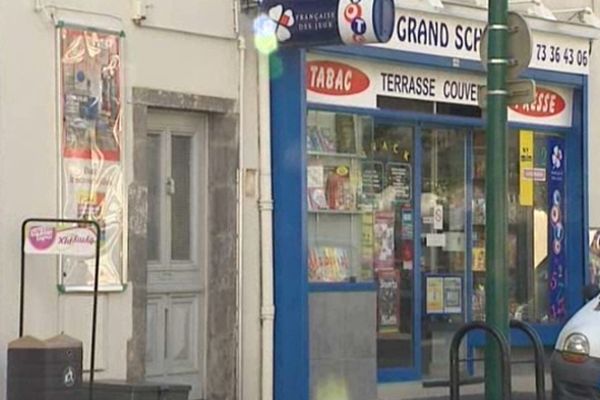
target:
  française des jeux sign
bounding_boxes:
[260,0,395,47]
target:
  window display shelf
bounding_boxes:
[309,282,377,292]
[308,209,371,215]
[308,151,367,159]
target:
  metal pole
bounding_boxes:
[485,0,510,399]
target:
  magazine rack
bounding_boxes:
[20,218,101,399]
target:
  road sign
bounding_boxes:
[478,79,536,109]
[480,12,533,80]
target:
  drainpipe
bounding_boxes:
[233,1,246,399]
[258,52,275,400]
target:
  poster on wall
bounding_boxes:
[59,26,124,291]
[547,138,566,319]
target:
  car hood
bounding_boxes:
[555,294,600,357]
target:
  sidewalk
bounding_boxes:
[379,374,552,400]
[403,394,549,400]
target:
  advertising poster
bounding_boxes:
[377,269,401,333]
[519,130,534,206]
[547,138,566,319]
[426,276,444,314]
[426,275,463,314]
[25,222,97,257]
[59,27,124,290]
[386,162,412,203]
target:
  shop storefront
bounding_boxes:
[271,5,594,400]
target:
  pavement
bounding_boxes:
[404,393,550,400]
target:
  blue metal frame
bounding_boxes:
[308,282,377,292]
[413,124,424,381]
[465,129,476,376]
[271,48,309,400]
[271,44,589,397]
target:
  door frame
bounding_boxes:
[129,88,239,400]
[144,109,208,396]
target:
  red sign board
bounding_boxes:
[510,87,566,117]
[307,61,370,96]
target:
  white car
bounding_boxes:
[551,285,600,399]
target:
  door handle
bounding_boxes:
[166,177,176,195]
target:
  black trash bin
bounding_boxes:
[7,334,83,400]
[85,380,191,400]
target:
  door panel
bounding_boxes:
[145,110,207,400]
[145,296,165,376]
[420,128,468,379]
[168,295,199,372]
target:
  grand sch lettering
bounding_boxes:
[396,15,483,54]
[396,16,450,47]
[455,25,483,52]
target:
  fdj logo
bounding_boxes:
[344,0,367,43]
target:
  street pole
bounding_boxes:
[485,0,510,399]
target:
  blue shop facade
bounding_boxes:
[270,5,597,400]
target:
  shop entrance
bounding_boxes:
[305,108,570,384]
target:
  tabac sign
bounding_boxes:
[259,0,395,47]
[306,54,574,127]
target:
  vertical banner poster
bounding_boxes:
[519,130,534,206]
[547,138,566,319]
[377,269,400,333]
[59,26,124,290]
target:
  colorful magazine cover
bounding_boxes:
[377,269,401,333]
[307,164,328,211]
[308,246,350,282]
[335,114,357,154]
[373,212,395,270]
[317,127,337,153]
[325,165,355,211]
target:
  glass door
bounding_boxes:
[420,128,468,379]
[370,121,417,372]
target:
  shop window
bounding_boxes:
[472,130,567,323]
[306,110,416,370]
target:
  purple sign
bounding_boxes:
[547,138,566,320]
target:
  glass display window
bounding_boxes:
[306,109,417,370]
[472,130,567,323]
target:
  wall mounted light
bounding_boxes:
[553,7,600,29]
[508,0,556,20]
[425,0,445,10]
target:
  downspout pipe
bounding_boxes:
[234,1,246,399]
[258,51,275,400]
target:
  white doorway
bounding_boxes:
[145,110,207,400]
